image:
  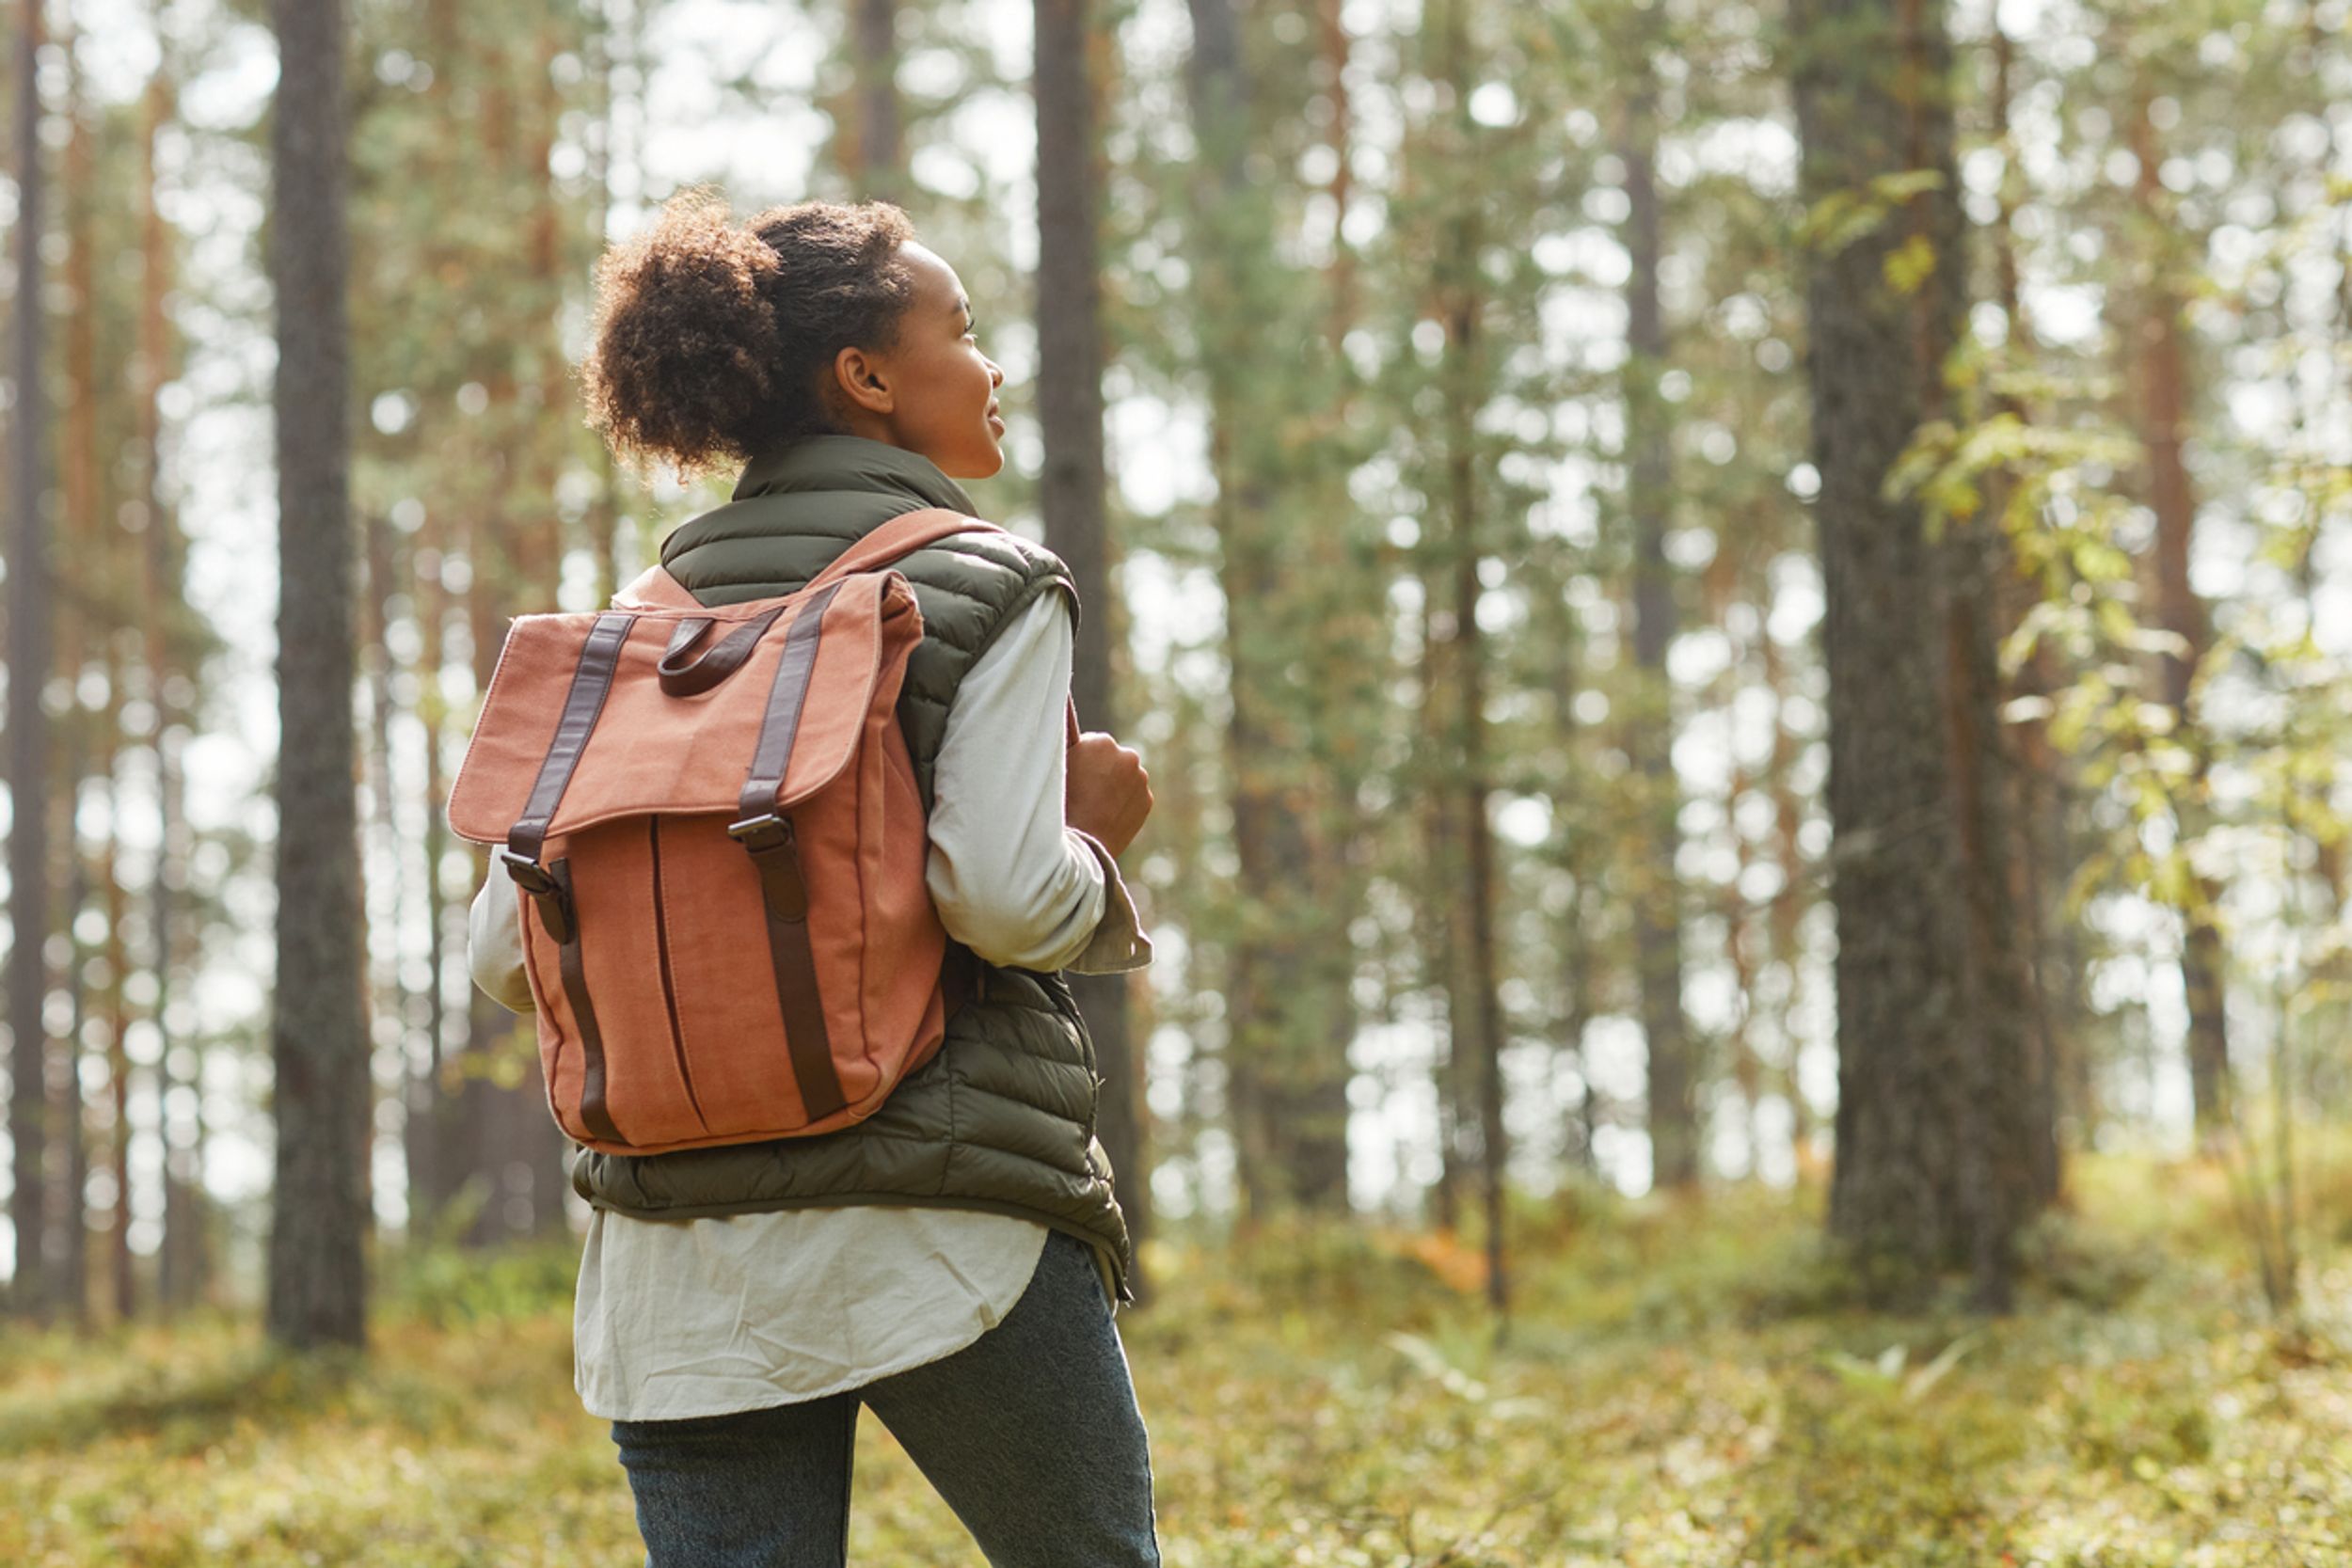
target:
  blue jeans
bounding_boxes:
[608,1227,1162,1567]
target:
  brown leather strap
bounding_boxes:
[551,857,627,1147]
[738,584,843,819]
[800,507,1006,596]
[657,605,787,697]
[729,582,850,1123]
[743,819,846,1121]
[506,610,635,866]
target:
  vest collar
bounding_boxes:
[732,435,977,517]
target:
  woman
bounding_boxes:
[467,190,1163,1568]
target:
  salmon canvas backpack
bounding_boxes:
[447,507,1013,1156]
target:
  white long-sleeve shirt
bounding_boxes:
[466,586,1150,1420]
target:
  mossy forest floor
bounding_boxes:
[5,1151,2350,1566]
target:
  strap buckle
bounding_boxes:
[729,813,808,921]
[497,847,558,896]
[497,847,574,943]
[727,814,794,854]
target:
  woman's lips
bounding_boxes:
[987,412,1006,433]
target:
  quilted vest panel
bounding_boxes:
[566,436,1136,1305]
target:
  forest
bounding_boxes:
[4,0,2351,1561]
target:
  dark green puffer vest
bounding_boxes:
[567,436,1136,1307]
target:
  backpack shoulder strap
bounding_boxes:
[614,509,1007,609]
[803,507,1005,596]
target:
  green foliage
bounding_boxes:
[1795,169,1952,261]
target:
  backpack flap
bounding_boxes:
[445,569,924,849]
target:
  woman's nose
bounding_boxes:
[987,358,1005,387]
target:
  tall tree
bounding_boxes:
[1035,0,1152,1292]
[1181,0,1354,1222]
[1615,32,1698,1190]
[137,49,206,1313]
[58,40,133,1319]
[1425,0,1509,1321]
[849,0,903,196]
[7,0,50,1321]
[267,0,370,1350]
[1789,0,2035,1305]
[1982,6,2066,1208]
[2125,77,2230,1142]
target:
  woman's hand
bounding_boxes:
[1066,731,1153,859]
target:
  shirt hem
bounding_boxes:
[579,1235,1045,1423]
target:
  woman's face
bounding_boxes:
[830,241,1007,481]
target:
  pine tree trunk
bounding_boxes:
[1791,0,2031,1306]
[1430,0,1507,1320]
[1314,0,1356,336]
[1183,0,1353,1220]
[1035,0,1152,1291]
[1420,624,1464,1232]
[136,57,203,1314]
[63,34,117,1321]
[1542,570,1600,1178]
[2127,87,2230,1144]
[7,0,50,1320]
[850,0,902,195]
[267,0,370,1351]
[406,0,463,1239]
[1984,15,2062,1207]
[460,578,515,1246]
[1620,59,1697,1191]
[58,858,87,1326]
[102,759,136,1323]
[410,522,458,1237]
[358,512,419,1237]
[1760,630,1817,1163]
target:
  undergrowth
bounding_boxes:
[4,1148,2348,1566]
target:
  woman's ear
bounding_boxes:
[833,344,895,416]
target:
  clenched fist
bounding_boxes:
[1065,731,1153,859]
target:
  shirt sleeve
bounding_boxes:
[925,589,1152,975]
[468,872,538,1015]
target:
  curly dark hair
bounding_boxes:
[580,189,919,477]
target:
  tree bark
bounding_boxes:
[267,0,370,1351]
[101,733,135,1323]
[56,856,87,1326]
[65,23,121,1321]
[409,504,457,1237]
[850,0,902,195]
[1431,0,1507,1321]
[1035,0,1152,1296]
[61,54,129,1312]
[1541,557,1600,1179]
[1620,56,1698,1191]
[7,0,49,1321]
[2127,86,2230,1143]
[1791,0,2031,1306]
[1183,0,1354,1222]
[1984,14,2063,1207]
[136,55,205,1314]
